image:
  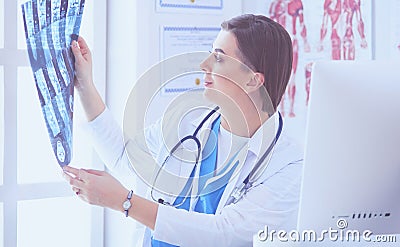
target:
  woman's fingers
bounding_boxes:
[77,36,87,48]
[63,166,96,184]
[77,36,90,53]
[63,165,79,176]
[70,36,92,65]
[70,36,93,91]
[83,169,105,176]
[71,40,84,61]
[63,170,85,187]
[77,37,92,61]
[63,166,88,193]
[63,166,128,209]
[64,169,88,199]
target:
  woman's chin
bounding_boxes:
[202,87,218,104]
[202,88,234,109]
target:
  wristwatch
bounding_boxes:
[123,190,133,217]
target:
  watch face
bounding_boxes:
[123,200,131,210]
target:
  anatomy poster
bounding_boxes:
[244,0,372,145]
[21,0,85,166]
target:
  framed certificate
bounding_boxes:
[156,0,223,13]
[160,26,220,95]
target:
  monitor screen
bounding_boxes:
[298,60,400,239]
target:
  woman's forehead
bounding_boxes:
[213,30,240,59]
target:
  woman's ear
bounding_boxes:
[246,72,265,92]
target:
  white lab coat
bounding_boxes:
[84,107,304,247]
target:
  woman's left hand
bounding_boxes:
[63,166,129,212]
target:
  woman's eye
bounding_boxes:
[208,50,223,62]
[214,52,222,62]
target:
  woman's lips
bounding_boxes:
[204,81,213,87]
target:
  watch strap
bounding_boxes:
[124,190,133,217]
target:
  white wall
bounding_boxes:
[104,2,139,247]
[374,0,398,60]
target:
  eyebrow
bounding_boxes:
[214,48,226,54]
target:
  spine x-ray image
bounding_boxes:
[21,0,85,167]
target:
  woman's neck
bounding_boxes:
[219,103,269,138]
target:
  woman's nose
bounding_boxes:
[199,52,213,72]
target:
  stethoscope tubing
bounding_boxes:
[152,106,283,208]
[225,112,283,206]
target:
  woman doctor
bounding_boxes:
[63,14,303,246]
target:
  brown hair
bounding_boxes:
[221,14,293,113]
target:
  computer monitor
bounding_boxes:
[297,60,400,237]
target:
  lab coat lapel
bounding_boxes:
[153,108,220,206]
[151,147,191,205]
[149,108,214,205]
[148,103,222,205]
[214,113,280,213]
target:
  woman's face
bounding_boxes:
[200,30,254,108]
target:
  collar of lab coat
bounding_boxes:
[191,110,280,172]
[190,109,279,159]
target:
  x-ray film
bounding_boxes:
[21,0,85,167]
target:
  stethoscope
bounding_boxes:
[151,106,283,208]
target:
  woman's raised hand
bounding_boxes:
[70,36,105,121]
[71,36,93,92]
